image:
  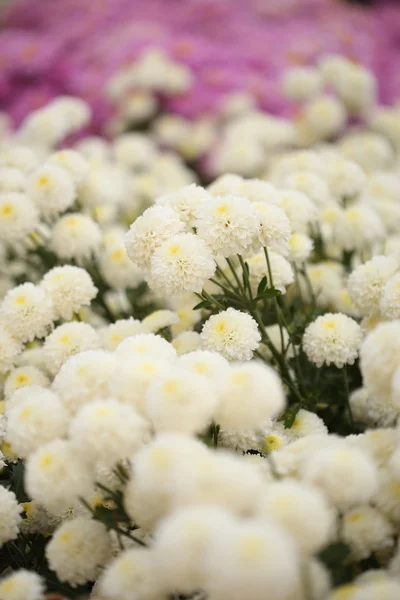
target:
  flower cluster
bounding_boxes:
[2,53,400,600]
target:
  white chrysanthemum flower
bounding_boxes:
[303,95,346,138]
[172,331,202,355]
[156,184,212,227]
[112,133,157,170]
[41,265,97,320]
[360,321,400,401]
[0,147,39,173]
[0,192,38,244]
[150,233,216,296]
[100,318,148,351]
[216,362,285,431]
[52,349,116,415]
[201,308,260,361]
[281,66,323,101]
[283,170,330,207]
[277,189,317,233]
[207,173,246,197]
[252,202,291,255]
[179,349,230,386]
[350,387,399,427]
[303,313,362,368]
[46,149,89,184]
[46,518,110,586]
[6,385,68,458]
[273,150,325,180]
[146,366,217,434]
[325,156,365,200]
[125,205,185,271]
[352,580,400,600]
[212,137,265,178]
[69,398,147,467]
[50,213,102,260]
[4,365,49,399]
[0,325,22,374]
[247,250,294,294]
[98,548,156,600]
[342,505,394,560]
[124,434,208,529]
[142,310,180,334]
[195,195,260,257]
[333,205,384,251]
[116,333,177,362]
[25,439,93,515]
[348,255,398,315]
[349,429,397,467]
[302,445,378,509]
[43,322,101,375]
[205,517,300,600]
[339,132,393,172]
[380,272,400,319]
[27,164,76,218]
[257,479,335,554]
[0,283,54,343]
[0,167,26,193]
[0,570,44,600]
[0,487,22,546]
[153,506,235,595]
[109,355,170,414]
[51,96,91,131]
[288,233,313,264]
[75,136,110,162]
[99,241,144,289]
[79,165,130,207]
[284,409,328,440]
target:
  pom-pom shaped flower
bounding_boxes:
[0,193,38,244]
[27,164,76,218]
[150,233,216,296]
[156,183,212,227]
[0,283,54,343]
[0,487,23,546]
[303,313,362,368]
[195,195,260,257]
[0,569,44,600]
[145,366,217,434]
[25,439,93,515]
[50,213,102,261]
[41,265,97,320]
[6,385,69,458]
[46,518,110,586]
[0,325,22,374]
[69,398,147,467]
[43,322,101,375]
[201,308,260,361]
[125,205,185,271]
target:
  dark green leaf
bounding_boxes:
[282,404,301,429]
[257,276,268,296]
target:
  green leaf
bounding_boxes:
[283,404,301,429]
[10,461,30,503]
[318,542,350,569]
[193,300,211,311]
[257,276,268,296]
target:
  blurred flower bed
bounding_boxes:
[1,0,400,132]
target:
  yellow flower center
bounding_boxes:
[163,380,178,395]
[111,248,124,261]
[15,373,29,385]
[238,536,264,562]
[14,295,26,305]
[215,322,226,333]
[37,175,50,187]
[39,453,53,469]
[264,434,283,452]
[0,203,13,216]
[168,244,180,256]
[322,319,336,330]
[59,335,70,344]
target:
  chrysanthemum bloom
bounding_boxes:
[252,202,291,255]
[116,333,177,362]
[50,213,102,261]
[6,385,68,458]
[0,569,44,600]
[195,195,260,257]
[41,265,97,320]
[360,321,400,401]
[201,308,261,361]
[43,322,101,375]
[156,183,212,227]
[0,487,23,546]
[150,233,216,296]
[46,518,110,586]
[0,192,39,244]
[303,313,362,368]
[125,205,185,271]
[99,548,156,600]
[0,283,54,343]
[4,365,49,399]
[25,439,93,515]
[27,164,76,218]
[0,325,22,374]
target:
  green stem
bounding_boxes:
[342,367,353,428]
[263,246,285,358]
[226,257,245,295]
